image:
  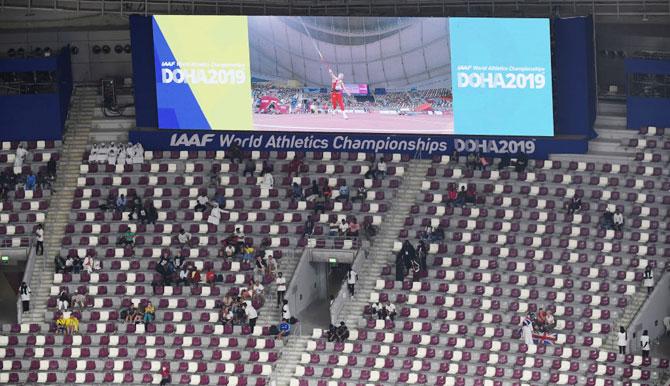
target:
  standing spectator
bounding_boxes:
[34,224,44,256]
[643,266,654,294]
[640,330,650,358]
[25,172,36,190]
[159,364,171,386]
[19,281,31,312]
[47,157,57,178]
[313,194,326,216]
[14,144,28,171]
[243,158,255,177]
[338,219,349,236]
[146,202,158,225]
[281,299,291,322]
[346,268,357,298]
[244,303,258,328]
[303,216,315,237]
[618,326,627,354]
[613,209,624,231]
[177,229,192,248]
[194,193,208,212]
[276,272,287,307]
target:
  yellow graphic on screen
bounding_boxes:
[154,15,252,131]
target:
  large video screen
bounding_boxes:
[152,16,554,136]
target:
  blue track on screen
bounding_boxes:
[449,18,554,137]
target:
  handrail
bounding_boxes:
[329,245,365,324]
[15,239,36,324]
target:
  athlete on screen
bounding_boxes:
[329,68,351,119]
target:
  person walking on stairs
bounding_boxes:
[19,282,31,312]
[347,268,357,298]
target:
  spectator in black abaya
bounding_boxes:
[399,240,416,273]
[395,252,405,281]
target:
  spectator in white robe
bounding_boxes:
[258,171,274,189]
[88,144,99,164]
[107,143,118,165]
[14,144,28,171]
[95,143,108,163]
[116,144,127,165]
[132,143,144,164]
[207,203,222,226]
[83,254,101,273]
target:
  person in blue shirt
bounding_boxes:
[338,183,350,201]
[276,321,291,341]
[291,183,303,200]
[25,172,36,190]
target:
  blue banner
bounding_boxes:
[129,130,587,160]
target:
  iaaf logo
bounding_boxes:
[454,139,536,154]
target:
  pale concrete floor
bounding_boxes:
[296,299,331,336]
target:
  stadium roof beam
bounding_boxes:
[0,0,668,23]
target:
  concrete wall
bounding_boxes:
[628,272,670,354]
[0,28,132,82]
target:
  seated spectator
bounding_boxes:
[325,323,338,342]
[47,157,57,178]
[207,203,222,226]
[478,154,489,170]
[177,229,192,248]
[66,314,79,335]
[329,220,339,236]
[335,322,350,342]
[347,218,360,237]
[54,254,66,273]
[338,219,349,236]
[243,158,255,177]
[71,292,87,309]
[55,313,67,334]
[115,194,127,212]
[252,280,265,303]
[143,301,156,324]
[386,301,397,321]
[205,269,216,287]
[599,209,614,230]
[431,226,445,242]
[466,153,477,169]
[146,202,158,225]
[451,150,460,164]
[498,157,511,170]
[306,180,320,201]
[194,193,208,212]
[227,143,242,164]
[363,219,377,240]
[455,186,466,207]
[117,229,135,248]
[174,250,185,268]
[219,306,233,325]
[189,266,201,286]
[24,172,36,191]
[354,186,367,202]
[567,196,582,214]
[213,191,226,208]
[82,254,100,273]
[72,256,83,274]
[445,184,458,206]
[613,208,624,231]
[322,184,332,201]
[313,195,326,215]
[178,266,189,286]
[515,154,528,172]
[291,182,303,200]
[303,216,315,237]
[127,196,142,220]
[465,185,477,204]
[258,171,274,189]
[37,171,52,191]
[364,161,377,179]
[57,290,70,311]
[242,243,255,261]
[126,304,142,323]
[376,159,387,179]
[276,320,291,341]
[338,183,350,201]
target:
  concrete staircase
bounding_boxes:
[257,249,301,326]
[21,86,95,323]
[602,289,649,353]
[551,99,635,164]
[269,335,309,386]
[339,159,431,327]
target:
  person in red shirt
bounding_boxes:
[205,270,216,287]
[160,364,171,385]
[328,68,351,119]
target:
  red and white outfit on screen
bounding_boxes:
[329,69,348,119]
